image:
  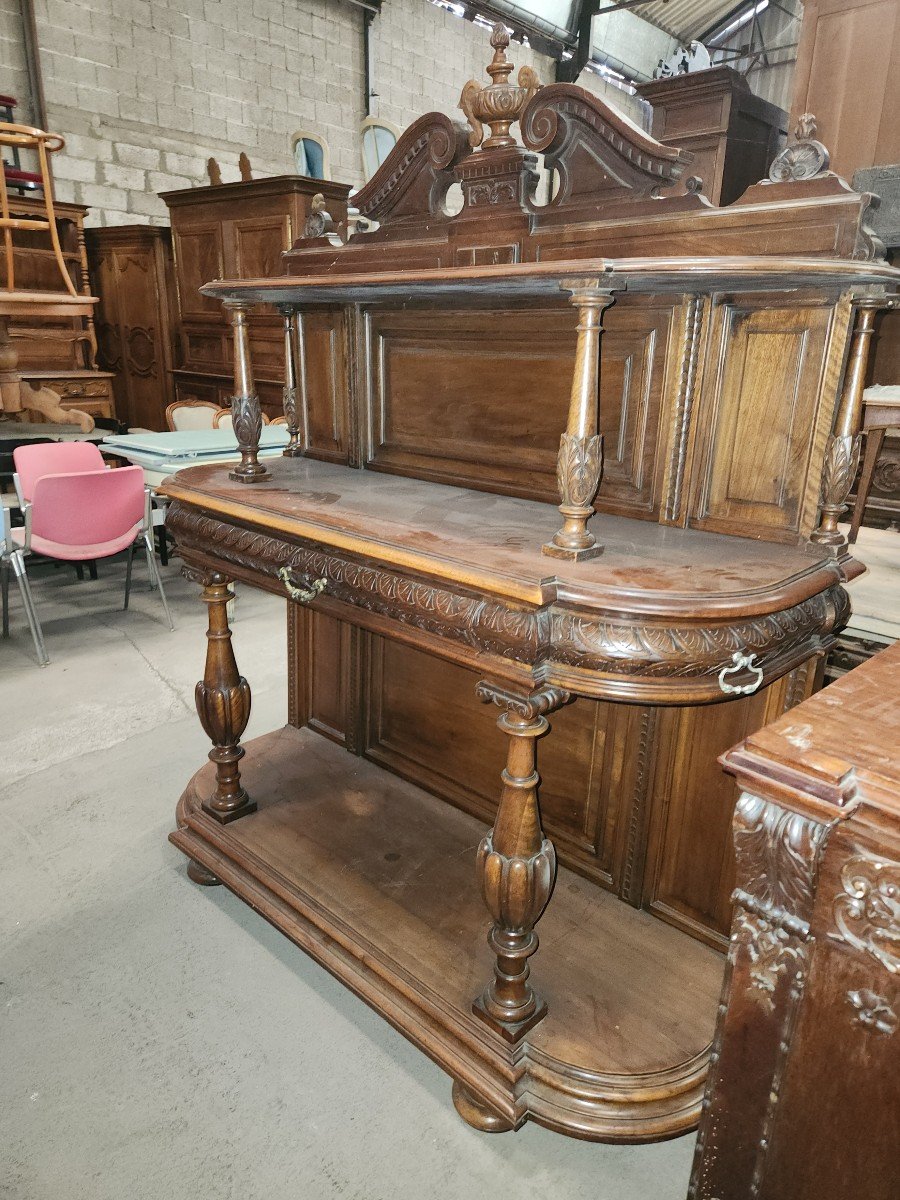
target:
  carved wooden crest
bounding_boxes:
[459,23,541,150]
[521,84,691,207]
[768,114,830,182]
[352,112,470,223]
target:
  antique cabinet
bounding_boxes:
[160,28,899,1143]
[2,195,116,421]
[86,225,177,430]
[690,640,900,1200]
[159,176,351,421]
[637,66,788,206]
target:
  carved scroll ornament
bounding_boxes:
[768,114,830,183]
[831,853,900,973]
[521,84,690,206]
[167,504,851,693]
[352,112,470,224]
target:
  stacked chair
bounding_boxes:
[1,442,173,665]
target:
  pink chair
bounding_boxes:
[13,441,105,502]
[1,498,48,665]
[11,465,173,656]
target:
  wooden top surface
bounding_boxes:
[159,175,353,204]
[724,639,900,814]
[161,457,859,616]
[200,255,900,306]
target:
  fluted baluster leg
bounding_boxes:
[543,280,615,561]
[195,572,256,825]
[279,305,306,457]
[471,681,570,1041]
[811,297,893,548]
[225,300,271,483]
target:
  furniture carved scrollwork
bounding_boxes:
[691,642,900,1199]
[768,113,830,183]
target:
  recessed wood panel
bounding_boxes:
[232,215,292,280]
[300,308,348,462]
[363,634,636,890]
[365,300,673,517]
[645,672,796,947]
[173,223,223,318]
[690,302,834,538]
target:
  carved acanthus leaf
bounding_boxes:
[820,433,862,508]
[166,505,851,681]
[557,432,603,510]
[831,853,900,973]
[231,392,262,452]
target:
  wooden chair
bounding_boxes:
[165,399,219,431]
[213,407,270,431]
[0,123,75,295]
[848,385,900,542]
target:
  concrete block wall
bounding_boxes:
[4,0,657,227]
[0,0,35,124]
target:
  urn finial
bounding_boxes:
[459,22,542,150]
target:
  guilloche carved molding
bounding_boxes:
[167,503,850,686]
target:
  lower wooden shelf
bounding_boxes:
[171,725,724,1141]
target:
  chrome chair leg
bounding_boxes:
[123,542,135,610]
[11,550,49,666]
[143,532,174,631]
[1,557,9,638]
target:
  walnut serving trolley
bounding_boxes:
[161,29,900,1143]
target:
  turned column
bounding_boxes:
[194,572,256,824]
[471,681,570,1041]
[225,300,271,483]
[543,282,616,561]
[278,305,307,457]
[811,297,893,548]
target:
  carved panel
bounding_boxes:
[689,301,836,539]
[173,223,224,318]
[300,308,349,462]
[365,299,673,516]
[231,214,293,280]
[361,635,630,886]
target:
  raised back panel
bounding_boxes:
[232,214,292,279]
[689,300,836,539]
[300,309,349,463]
[363,635,637,890]
[365,299,673,516]
[173,223,223,319]
[645,674,794,946]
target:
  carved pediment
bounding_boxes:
[521,84,693,209]
[353,112,471,223]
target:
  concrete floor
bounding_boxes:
[1,556,696,1200]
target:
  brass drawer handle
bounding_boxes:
[278,566,327,604]
[718,651,764,696]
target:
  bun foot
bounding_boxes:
[452,1080,514,1133]
[187,858,222,886]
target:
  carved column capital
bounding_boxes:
[223,300,270,484]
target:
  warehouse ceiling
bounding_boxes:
[630,0,756,41]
